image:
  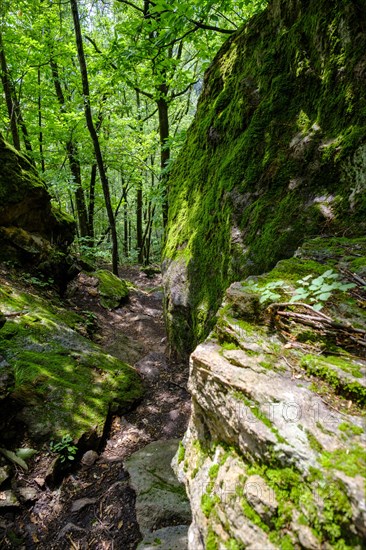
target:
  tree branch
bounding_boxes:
[134,86,154,100]
[188,19,235,34]
[171,80,198,100]
[115,0,145,13]
[85,35,118,70]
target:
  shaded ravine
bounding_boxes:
[16,267,191,549]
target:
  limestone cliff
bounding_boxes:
[163,0,366,357]
[174,237,366,549]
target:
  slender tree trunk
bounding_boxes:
[66,141,90,238]
[135,89,144,263]
[49,56,89,239]
[0,31,33,157]
[88,163,97,243]
[38,67,45,172]
[0,31,20,150]
[121,178,129,258]
[18,111,33,155]
[136,184,143,262]
[157,84,170,228]
[70,0,119,274]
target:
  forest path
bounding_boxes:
[18,267,191,549]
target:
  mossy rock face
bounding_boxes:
[163,0,366,356]
[94,270,130,309]
[0,136,75,244]
[0,135,75,276]
[0,275,143,444]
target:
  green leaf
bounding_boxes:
[16,448,37,460]
[339,283,356,291]
[310,277,324,286]
[317,292,331,301]
[291,291,309,301]
[298,274,313,282]
[312,303,323,311]
[0,448,28,470]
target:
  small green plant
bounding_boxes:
[22,274,54,288]
[247,280,285,303]
[247,270,355,310]
[81,310,98,334]
[49,434,77,463]
[289,270,355,310]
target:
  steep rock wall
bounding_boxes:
[163,0,366,357]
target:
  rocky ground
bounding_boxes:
[0,266,191,549]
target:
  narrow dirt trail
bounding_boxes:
[14,267,191,549]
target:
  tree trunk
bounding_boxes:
[122,178,129,258]
[157,84,170,227]
[88,163,97,243]
[0,31,20,150]
[38,67,45,172]
[49,56,89,239]
[137,184,143,262]
[135,89,144,263]
[70,0,119,274]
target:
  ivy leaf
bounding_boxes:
[312,303,323,311]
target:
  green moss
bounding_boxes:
[201,492,220,518]
[225,539,244,550]
[94,270,129,309]
[241,496,269,533]
[300,354,366,405]
[50,203,75,227]
[209,463,220,480]
[338,422,364,437]
[177,441,185,464]
[306,431,324,453]
[164,0,366,357]
[0,281,142,441]
[206,527,219,550]
[233,390,286,443]
[320,446,366,478]
[280,535,295,550]
[221,342,240,351]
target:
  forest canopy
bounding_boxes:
[0,0,267,270]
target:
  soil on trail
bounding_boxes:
[1,266,191,549]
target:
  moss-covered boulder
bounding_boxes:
[0,273,143,444]
[163,0,366,357]
[0,135,75,277]
[174,237,366,549]
[95,270,130,309]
